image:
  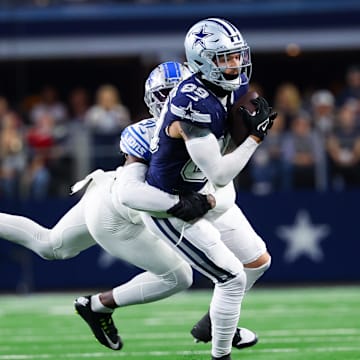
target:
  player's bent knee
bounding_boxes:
[234,268,247,288]
[221,268,247,295]
[173,261,193,290]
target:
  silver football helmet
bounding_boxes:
[184,18,251,91]
[144,61,191,119]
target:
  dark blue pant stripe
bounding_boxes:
[152,217,234,283]
[163,219,235,282]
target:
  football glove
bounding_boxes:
[167,192,212,222]
[240,97,275,140]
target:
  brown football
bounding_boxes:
[227,91,259,146]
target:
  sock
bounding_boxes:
[210,271,246,358]
[244,257,271,292]
[90,294,114,313]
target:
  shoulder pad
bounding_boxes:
[169,76,213,125]
[120,118,156,162]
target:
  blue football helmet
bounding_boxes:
[144,61,191,119]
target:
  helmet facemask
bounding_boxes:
[144,62,191,119]
[202,47,252,91]
[145,87,172,119]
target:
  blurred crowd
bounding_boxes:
[243,65,360,195]
[0,84,131,199]
[1,64,360,199]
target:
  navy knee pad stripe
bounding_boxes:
[151,217,235,283]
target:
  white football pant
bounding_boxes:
[0,170,192,305]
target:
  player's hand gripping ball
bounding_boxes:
[228,91,277,144]
[227,91,259,146]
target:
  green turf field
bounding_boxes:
[0,286,359,360]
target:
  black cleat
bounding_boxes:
[191,311,258,349]
[191,312,212,343]
[74,295,123,350]
[232,327,258,349]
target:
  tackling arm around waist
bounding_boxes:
[113,162,179,213]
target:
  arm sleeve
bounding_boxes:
[212,182,237,213]
[113,162,179,212]
[186,134,259,187]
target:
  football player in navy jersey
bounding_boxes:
[0,62,215,351]
[118,18,276,360]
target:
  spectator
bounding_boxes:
[250,111,285,194]
[337,65,360,106]
[67,87,92,180]
[85,84,131,170]
[68,87,91,123]
[310,89,336,138]
[0,96,10,119]
[281,111,326,191]
[327,101,360,190]
[25,111,74,198]
[30,85,68,124]
[23,112,54,198]
[85,84,131,134]
[0,112,26,198]
[274,82,302,129]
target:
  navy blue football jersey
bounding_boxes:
[146,73,249,194]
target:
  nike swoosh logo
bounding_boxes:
[257,118,270,132]
[101,329,121,350]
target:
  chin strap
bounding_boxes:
[199,76,231,98]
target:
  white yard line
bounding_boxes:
[1,346,360,359]
[1,328,359,343]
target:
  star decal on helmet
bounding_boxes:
[192,26,213,48]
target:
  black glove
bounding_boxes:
[269,108,278,122]
[240,97,274,140]
[167,192,212,222]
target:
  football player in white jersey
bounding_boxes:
[115,18,277,360]
[0,61,257,353]
[0,61,213,351]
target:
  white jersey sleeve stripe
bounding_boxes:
[120,139,146,159]
[128,126,150,149]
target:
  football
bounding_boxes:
[227,91,259,146]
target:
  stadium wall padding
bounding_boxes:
[0,191,359,292]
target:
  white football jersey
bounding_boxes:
[120,118,156,162]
